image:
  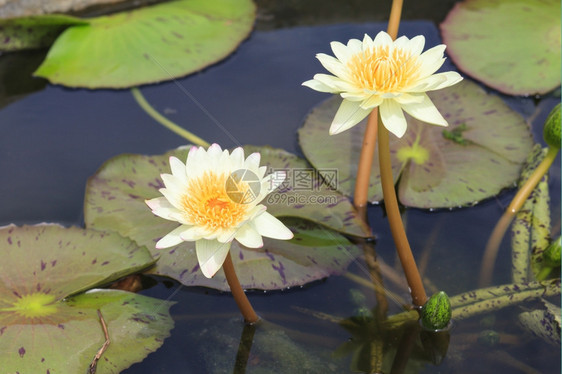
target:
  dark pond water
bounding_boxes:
[0,2,560,373]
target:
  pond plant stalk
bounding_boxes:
[479,104,561,287]
[223,252,260,323]
[353,0,427,307]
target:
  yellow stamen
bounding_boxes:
[181,172,248,230]
[348,45,420,92]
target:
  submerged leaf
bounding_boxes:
[0,14,87,52]
[441,0,561,95]
[34,0,256,88]
[299,79,534,208]
[0,225,173,373]
[511,145,551,283]
[519,299,561,345]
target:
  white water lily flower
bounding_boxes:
[146,144,293,278]
[303,31,463,138]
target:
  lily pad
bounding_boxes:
[441,0,561,95]
[34,0,256,88]
[298,79,534,209]
[0,14,87,52]
[0,224,174,373]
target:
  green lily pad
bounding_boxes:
[441,0,561,95]
[34,0,256,88]
[298,79,534,209]
[0,224,174,373]
[511,145,551,283]
[0,14,87,52]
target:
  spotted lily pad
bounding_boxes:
[298,79,534,209]
[441,0,561,95]
[0,224,174,373]
[84,147,363,290]
[34,0,256,88]
[0,14,87,52]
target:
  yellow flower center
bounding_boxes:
[3,292,58,318]
[347,45,420,92]
[181,172,248,231]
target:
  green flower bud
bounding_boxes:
[543,236,561,267]
[421,291,452,331]
[543,103,561,149]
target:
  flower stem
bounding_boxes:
[222,251,260,324]
[352,0,402,213]
[479,146,559,287]
[378,119,427,307]
[353,109,379,217]
[130,87,211,148]
[387,0,404,39]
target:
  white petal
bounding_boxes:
[406,35,425,56]
[235,223,264,248]
[341,91,371,101]
[329,100,371,135]
[393,93,425,105]
[216,229,237,243]
[253,211,294,240]
[330,41,350,63]
[262,171,286,193]
[380,99,408,138]
[401,93,448,127]
[363,33,375,46]
[316,53,349,78]
[302,79,335,93]
[346,38,363,54]
[146,197,183,221]
[244,152,261,172]
[373,31,392,47]
[313,73,357,92]
[418,72,463,92]
[156,225,189,248]
[196,239,231,278]
[230,147,245,170]
[179,225,208,241]
[169,156,187,184]
[161,173,186,198]
[257,166,267,179]
[186,146,206,178]
[417,44,447,77]
[393,35,410,49]
[360,95,383,109]
[159,187,183,210]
